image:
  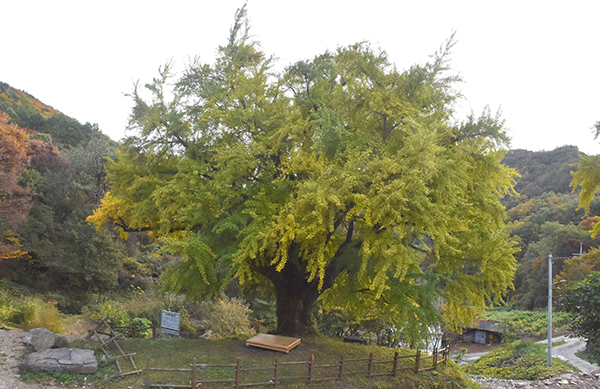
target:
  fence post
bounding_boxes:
[145,357,150,389]
[235,357,241,388]
[367,352,374,378]
[443,345,448,365]
[191,357,197,389]
[274,358,279,389]
[433,348,438,370]
[415,350,421,373]
[392,351,398,377]
[339,355,345,380]
[307,355,314,384]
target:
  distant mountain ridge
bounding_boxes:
[0,81,108,147]
[502,146,582,198]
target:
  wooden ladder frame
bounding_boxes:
[86,316,142,378]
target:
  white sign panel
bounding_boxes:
[161,310,181,335]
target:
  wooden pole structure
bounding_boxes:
[339,355,345,380]
[274,358,279,389]
[235,358,241,388]
[392,351,399,376]
[367,353,374,378]
[191,357,197,389]
[307,355,314,384]
[144,357,150,389]
[415,350,421,373]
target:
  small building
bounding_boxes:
[461,320,505,344]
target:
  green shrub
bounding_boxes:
[132,317,153,338]
[200,296,255,338]
[464,340,573,380]
[8,302,34,325]
[82,295,128,326]
[249,298,277,333]
[8,299,64,332]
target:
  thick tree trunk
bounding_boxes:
[263,244,339,335]
[273,274,321,335]
[266,224,356,335]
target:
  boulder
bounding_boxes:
[22,328,67,351]
[344,335,367,345]
[20,348,97,374]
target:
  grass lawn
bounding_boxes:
[36,334,475,389]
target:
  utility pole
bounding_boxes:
[548,245,589,367]
[548,254,552,367]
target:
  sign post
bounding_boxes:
[161,310,181,336]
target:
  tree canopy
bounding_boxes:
[562,271,600,359]
[88,6,519,335]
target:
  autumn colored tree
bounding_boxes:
[89,7,519,335]
[0,112,33,259]
[570,119,600,237]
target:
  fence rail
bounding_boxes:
[143,346,449,388]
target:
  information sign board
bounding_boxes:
[160,310,181,335]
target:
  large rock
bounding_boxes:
[22,328,67,351]
[20,348,97,374]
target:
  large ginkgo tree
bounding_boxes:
[89,7,518,336]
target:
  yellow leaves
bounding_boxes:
[119,229,129,240]
[0,230,29,260]
[571,155,600,237]
[86,192,122,231]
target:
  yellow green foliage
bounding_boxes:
[7,299,65,333]
[571,154,600,237]
[88,6,519,335]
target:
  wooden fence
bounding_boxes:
[143,346,449,388]
[94,321,152,339]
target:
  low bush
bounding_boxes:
[200,296,254,338]
[82,295,129,326]
[464,340,574,380]
[131,317,153,338]
[4,298,64,332]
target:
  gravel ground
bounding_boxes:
[469,371,600,388]
[0,329,60,389]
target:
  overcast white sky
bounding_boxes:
[3,1,599,154]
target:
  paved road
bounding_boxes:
[537,336,599,373]
[458,336,599,373]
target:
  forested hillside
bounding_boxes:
[0,82,105,148]
[501,146,600,309]
[502,146,581,199]
[0,82,140,313]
